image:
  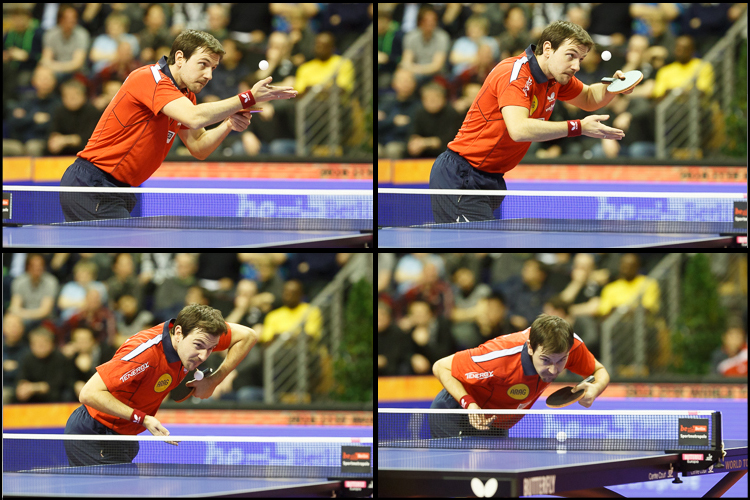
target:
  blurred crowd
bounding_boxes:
[4,3,372,157]
[3,252,354,404]
[378,253,747,378]
[377,3,746,159]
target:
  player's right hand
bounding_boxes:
[581,114,625,140]
[227,111,252,132]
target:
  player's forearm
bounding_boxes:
[587,83,616,110]
[591,365,610,397]
[192,120,232,160]
[514,119,569,142]
[434,365,470,402]
[212,326,257,384]
[80,390,136,421]
[193,96,244,129]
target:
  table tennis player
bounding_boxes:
[63,304,258,466]
[429,20,640,224]
[430,314,610,439]
[59,29,297,222]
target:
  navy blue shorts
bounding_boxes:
[60,158,139,221]
[428,149,507,223]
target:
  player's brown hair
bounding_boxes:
[528,314,574,354]
[171,304,227,339]
[167,30,225,65]
[534,21,594,56]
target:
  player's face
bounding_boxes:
[184,52,219,93]
[173,328,217,370]
[529,346,569,382]
[550,41,587,84]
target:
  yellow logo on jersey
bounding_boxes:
[507,384,530,400]
[155,374,172,393]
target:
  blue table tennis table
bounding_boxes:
[378,439,748,497]
[377,187,747,248]
[2,431,374,498]
[2,464,372,497]
[3,214,373,248]
[378,226,742,248]
[2,186,374,248]
[4,225,372,248]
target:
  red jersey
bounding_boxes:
[451,328,595,410]
[78,56,195,186]
[86,319,232,434]
[448,44,584,173]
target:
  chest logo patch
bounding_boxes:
[155,374,173,393]
[507,384,529,400]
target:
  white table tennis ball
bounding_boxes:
[259,60,269,70]
[601,51,611,61]
[194,369,204,380]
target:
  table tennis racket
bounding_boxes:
[546,375,595,408]
[172,368,213,403]
[601,70,643,94]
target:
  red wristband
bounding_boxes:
[567,120,582,137]
[460,395,476,409]
[131,409,146,425]
[238,91,256,109]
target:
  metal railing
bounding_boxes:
[295,24,373,158]
[263,254,373,403]
[655,16,747,158]
[600,254,746,377]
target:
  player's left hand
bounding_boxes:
[185,372,217,399]
[251,76,298,103]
